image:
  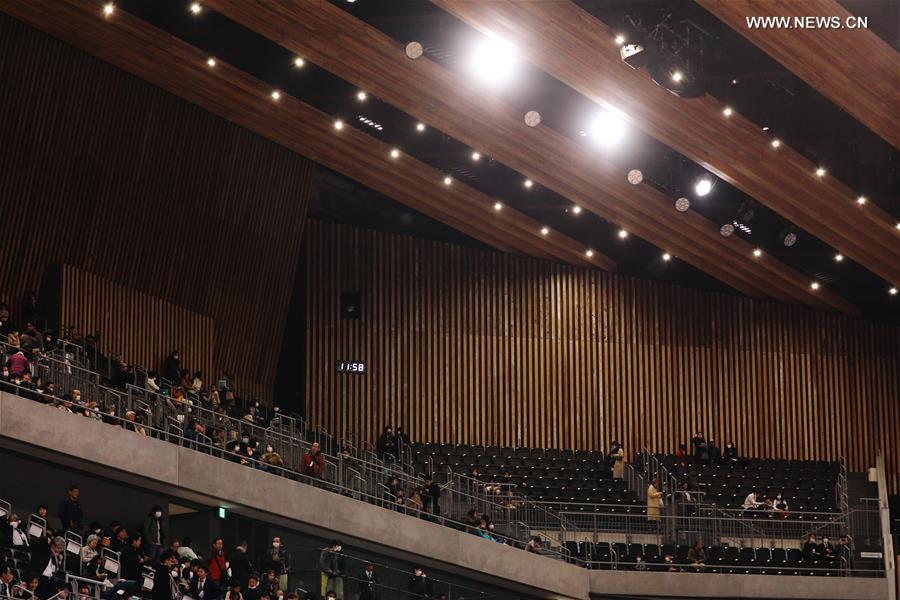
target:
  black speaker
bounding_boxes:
[340,290,361,319]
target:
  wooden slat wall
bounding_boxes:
[59,264,214,387]
[305,220,900,490]
[0,15,314,401]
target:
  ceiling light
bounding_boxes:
[753,248,762,258]
[810,282,820,290]
[783,231,798,247]
[102,3,115,16]
[523,179,533,189]
[834,253,844,262]
[857,196,867,205]
[405,41,424,60]
[471,151,481,161]
[540,227,549,236]
[390,148,400,159]
[271,90,281,101]
[662,252,672,262]
[720,223,734,237]
[416,122,426,132]
[443,176,452,186]
[468,37,518,85]
[694,177,713,197]
[890,287,898,296]
[896,222,900,230]
[190,2,202,14]
[493,202,502,211]
[206,57,216,67]
[618,229,628,239]
[815,167,826,177]
[356,91,367,101]
[671,71,684,83]
[722,106,733,117]
[333,120,343,130]
[732,79,739,85]
[615,34,626,45]
[771,139,781,148]
[586,249,594,258]
[588,111,627,147]
[294,57,305,68]
[524,110,541,127]
[762,126,769,131]
[627,169,643,185]
[572,206,582,214]
[675,197,691,212]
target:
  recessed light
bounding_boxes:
[190,2,202,15]
[471,151,481,161]
[662,253,672,262]
[586,249,594,257]
[614,34,625,45]
[753,248,762,257]
[810,282,820,290]
[572,206,582,215]
[443,176,452,186]
[416,122,426,132]
[618,229,628,239]
[834,253,844,262]
[102,3,115,16]
[896,222,900,230]
[206,57,216,67]
[333,120,343,130]
[731,79,738,85]
[540,227,549,236]
[671,71,684,83]
[723,106,733,117]
[890,287,898,296]
[271,90,281,101]
[523,179,534,189]
[815,167,826,177]
[695,178,713,197]
[294,57,305,68]
[390,148,400,159]
[493,202,502,211]
[857,196,867,205]
[771,139,781,148]
[356,91,367,101]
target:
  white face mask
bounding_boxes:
[266,447,273,453]
[272,542,280,548]
[9,521,18,528]
[154,511,162,518]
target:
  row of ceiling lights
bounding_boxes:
[105,2,900,297]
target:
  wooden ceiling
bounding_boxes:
[0,0,606,271]
[203,0,857,313]
[433,0,900,290]
[697,0,900,149]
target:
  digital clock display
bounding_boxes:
[337,361,366,374]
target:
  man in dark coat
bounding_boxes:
[228,542,253,587]
[153,552,181,600]
[190,565,221,600]
[357,562,379,600]
[58,484,83,532]
[406,567,432,599]
[376,427,396,461]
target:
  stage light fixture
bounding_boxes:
[468,37,518,85]
[618,229,628,239]
[390,148,400,159]
[524,179,533,189]
[753,248,762,258]
[620,43,651,69]
[333,120,343,130]
[588,111,627,147]
[190,2,202,15]
[671,70,684,83]
[416,122,426,132]
[815,167,826,177]
[586,249,594,257]
[890,287,898,296]
[356,91,367,101]
[103,3,115,17]
[857,196,867,205]
[615,34,626,45]
[771,139,781,148]
[662,253,672,262]
[722,106,733,117]
[493,202,502,211]
[206,57,216,67]
[834,253,844,262]
[294,57,305,68]
[810,282,820,290]
[471,152,481,161]
[783,232,797,247]
[627,169,643,185]
[572,206,582,215]
[694,177,713,197]
[443,176,452,186]
[540,227,549,236]
[270,90,281,101]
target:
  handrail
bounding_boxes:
[874,453,896,598]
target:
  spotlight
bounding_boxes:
[206,57,216,67]
[694,177,713,197]
[588,111,627,147]
[572,206,582,215]
[615,34,626,45]
[333,120,343,130]
[102,3,114,16]
[671,70,684,83]
[722,106,733,117]
[618,229,628,239]
[815,167,826,177]
[493,202,502,211]
[586,249,594,257]
[540,227,549,236]
[834,253,844,262]
[732,79,739,85]
[810,282,820,290]
[190,2,202,14]
[753,248,762,258]
[896,222,900,230]
[674,197,691,212]
[405,41,424,60]
[783,231,798,247]
[471,151,481,161]
[720,223,734,237]
[468,37,518,85]
[662,252,672,262]
[771,139,781,148]
[294,57,305,68]
[890,287,898,296]
[416,122,426,132]
[627,169,643,185]
[857,196,867,205]
[620,43,652,69]
[443,176,452,186]
[356,91,367,101]
[271,90,281,101]
[523,179,534,189]
[524,110,541,127]
[390,148,400,159]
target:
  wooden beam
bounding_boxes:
[433,0,900,290]
[0,0,608,271]
[698,0,900,149]
[204,0,859,314]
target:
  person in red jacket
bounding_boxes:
[207,537,229,584]
[5,350,30,378]
[300,442,325,479]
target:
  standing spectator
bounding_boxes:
[259,537,287,590]
[5,350,29,378]
[646,479,663,522]
[229,542,253,588]
[836,534,853,568]
[143,506,165,560]
[406,567,432,600]
[153,552,181,600]
[190,565,220,600]
[690,432,706,462]
[802,533,820,561]
[723,441,738,465]
[394,426,410,461]
[707,439,720,464]
[191,372,204,393]
[163,351,181,383]
[146,372,161,393]
[318,541,343,598]
[419,475,441,517]
[376,426,396,461]
[58,484,83,532]
[207,538,229,585]
[609,441,625,479]
[357,562,378,600]
[121,535,145,581]
[525,536,543,554]
[301,443,325,480]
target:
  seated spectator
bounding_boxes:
[111,526,130,552]
[687,540,706,570]
[802,533,820,561]
[633,555,648,571]
[773,492,790,517]
[300,443,325,479]
[190,565,220,600]
[146,372,161,393]
[153,552,181,600]
[0,565,16,599]
[419,474,441,516]
[661,554,680,572]
[3,514,29,548]
[18,573,40,600]
[464,508,480,534]
[405,488,423,514]
[260,445,284,469]
[6,330,21,349]
[191,371,204,393]
[225,581,242,600]
[80,535,100,572]
[525,536,542,554]
[741,490,764,513]
[5,349,28,377]
[244,575,262,600]
[393,488,407,510]
[820,536,835,559]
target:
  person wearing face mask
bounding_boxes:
[406,567,432,600]
[143,506,166,561]
[259,538,287,590]
[820,536,835,559]
[802,533,820,561]
[773,492,790,518]
[723,441,738,465]
[376,427,396,461]
[318,541,343,598]
[2,514,28,549]
[260,445,284,470]
[153,551,182,600]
